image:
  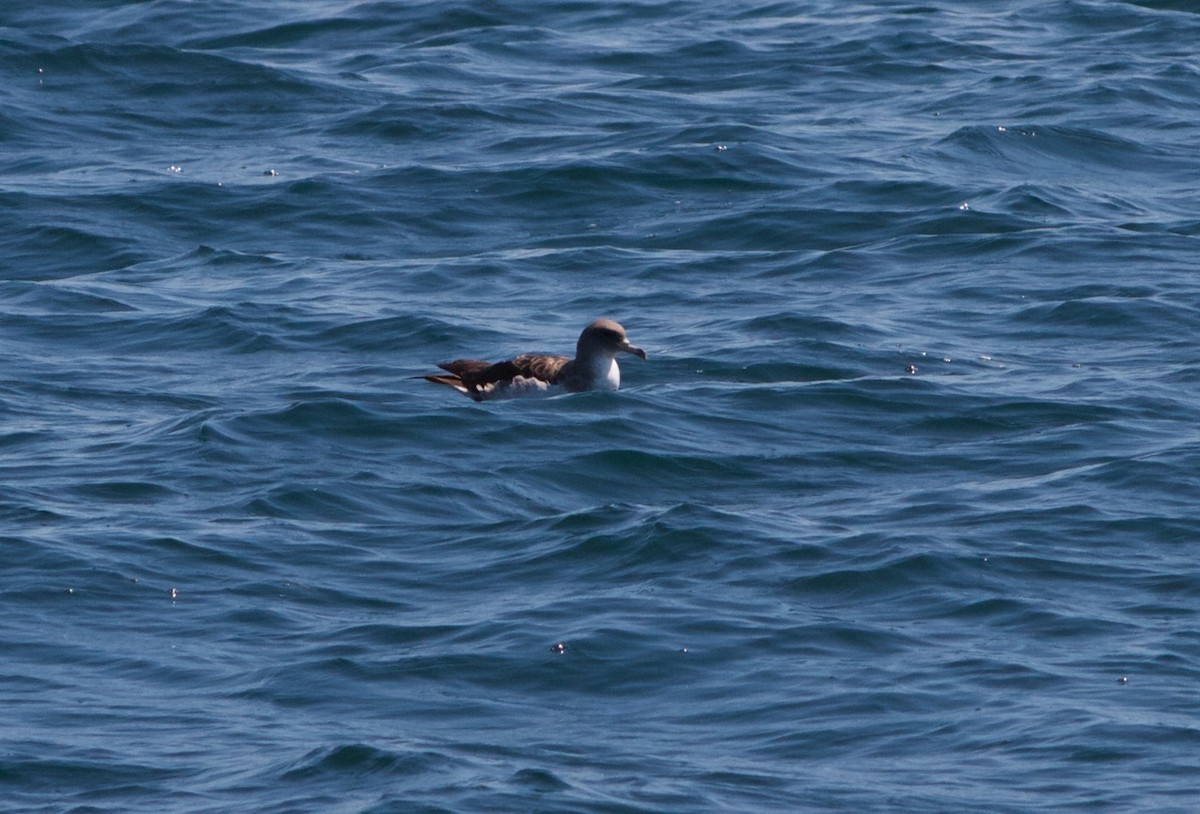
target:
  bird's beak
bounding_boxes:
[620,341,647,360]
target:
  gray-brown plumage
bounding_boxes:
[424,319,646,401]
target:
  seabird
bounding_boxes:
[424,318,647,401]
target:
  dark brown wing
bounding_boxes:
[420,359,484,398]
[507,354,571,384]
[436,359,492,379]
[431,354,570,397]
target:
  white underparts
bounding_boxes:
[590,354,620,390]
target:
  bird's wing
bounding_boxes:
[507,354,571,384]
[432,354,570,397]
[436,359,492,379]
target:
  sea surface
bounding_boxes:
[3,1,1200,811]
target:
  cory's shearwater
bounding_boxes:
[424,318,647,401]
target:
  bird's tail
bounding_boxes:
[422,374,470,395]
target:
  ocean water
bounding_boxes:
[3,1,1200,811]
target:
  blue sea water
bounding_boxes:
[4,1,1200,811]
